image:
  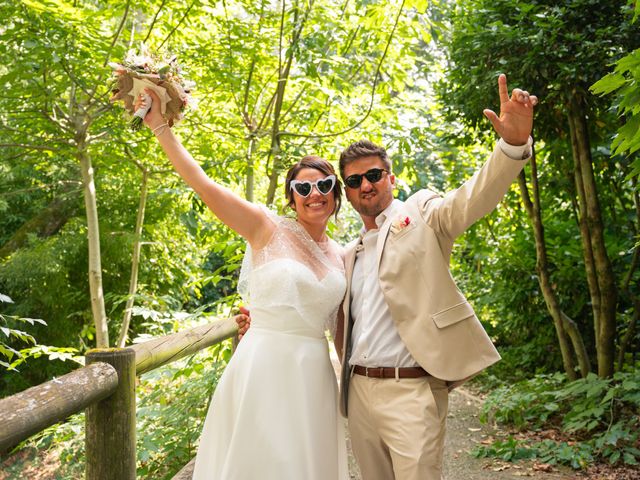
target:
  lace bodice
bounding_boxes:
[238,213,346,338]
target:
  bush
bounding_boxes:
[474,369,640,468]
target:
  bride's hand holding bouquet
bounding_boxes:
[109,46,193,131]
[134,89,170,137]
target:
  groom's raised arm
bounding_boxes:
[418,73,537,241]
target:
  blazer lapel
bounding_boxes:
[376,201,411,268]
[376,214,393,269]
[341,238,361,365]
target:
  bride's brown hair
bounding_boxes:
[284,156,343,218]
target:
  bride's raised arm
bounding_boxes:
[137,89,274,249]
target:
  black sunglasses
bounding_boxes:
[290,175,336,197]
[344,168,389,189]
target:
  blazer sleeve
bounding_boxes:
[415,142,528,241]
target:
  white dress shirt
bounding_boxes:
[349,199,419,368]
[348,139,530,368]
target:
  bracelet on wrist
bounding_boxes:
[152,123,169,136]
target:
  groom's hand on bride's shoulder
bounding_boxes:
[234,306,251,340]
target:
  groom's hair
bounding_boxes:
[339,140,391,180]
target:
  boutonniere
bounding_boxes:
[390,215,412,234]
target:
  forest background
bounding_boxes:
[1,0,639,478]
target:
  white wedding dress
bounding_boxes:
[192,213,349,480]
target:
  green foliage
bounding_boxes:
[480,373,566,429]
[0,293,81,386]
[439,0,640,138]
[476,370,640,468]
[590,0,640,159]
[591,45,640,180]
[0,293,44,369]
[474,436,596,469]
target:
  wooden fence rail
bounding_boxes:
[131,319,238,375]
[0,318,238,479]
[0,362,118,450]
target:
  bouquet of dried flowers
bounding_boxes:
[109,45,194,130]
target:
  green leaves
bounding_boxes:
[591,71,629,96]
[477,369,640,468]
[473,436,537,462]
[1,293,40,367]
[1,292,82,372]
[440,0,640,139]
[591,48,640,158]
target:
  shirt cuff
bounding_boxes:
[498,136,533,160]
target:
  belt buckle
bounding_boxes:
[366,367,384,378]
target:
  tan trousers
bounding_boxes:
[347,374,449,480]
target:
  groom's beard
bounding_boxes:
[351,189,394,220]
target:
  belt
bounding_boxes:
[352,365,429,379]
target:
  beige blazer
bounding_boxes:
[337,144,528,416]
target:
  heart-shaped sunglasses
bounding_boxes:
[290,175,336,197]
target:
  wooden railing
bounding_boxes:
[0,318,238,479]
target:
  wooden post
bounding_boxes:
[85,348,136,480]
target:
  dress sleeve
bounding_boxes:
[237,205,280,306]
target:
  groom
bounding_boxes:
[334,73,537,480]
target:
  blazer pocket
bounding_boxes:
[390,221,417,239]
[431,301,475,328]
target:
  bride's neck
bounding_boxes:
[297,218,328,243]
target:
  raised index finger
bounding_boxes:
[498,73,509,104]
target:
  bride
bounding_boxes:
[137,90,349,479]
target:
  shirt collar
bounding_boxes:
[359,199,403,236]
[375,199,403,228]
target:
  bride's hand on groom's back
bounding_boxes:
[235,306,251,340]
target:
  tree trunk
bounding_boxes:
[0,196,78,260]
[265,1,313,205]
[517,153,590,379]
[79,148,109,348]
[245,134,257,202]
[567,94,618,377]
[264,76,287,205]
[117,168,149,347]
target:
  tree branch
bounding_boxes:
[144,0,169,44]
[279,0,406,139]
[0,143,60,152]
[159,0,198,49]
